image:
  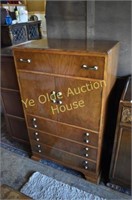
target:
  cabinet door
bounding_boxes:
[19,72,102,130]
[110,127,131,188]
[18,71,57,121]
[54,77,102,131]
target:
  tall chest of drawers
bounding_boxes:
[13,39,119,183]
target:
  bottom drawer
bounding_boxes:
[31,141,96,173]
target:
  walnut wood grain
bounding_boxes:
[13,38,119,183]
[27,114,98,147]
[31,141,96,173]
[14,51,105,79]
[29,129,97,161]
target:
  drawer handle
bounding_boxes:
[85,140,89,144]
[83,160,89,169]
[85,147,89,151]
[82,65,98,71]
[85,132,90,137]
[57,100,63,105]
[19,58,31,63]
[32,118,37,128]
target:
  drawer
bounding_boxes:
[27,115,98,147]
[29,129,97,161]
[31,141,96,173]
[14,51,105,79]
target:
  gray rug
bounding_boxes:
[20,172,106,200]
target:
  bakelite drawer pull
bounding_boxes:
[36,138,40,141]
[85,140,89,143]
[32,118,37,128]
[38,149,42,153]
[81,64,98,71]
[19,58,31,63]
[85,132,90,136]
[32,118,37,122]
[85,154,89,157]
[84,160,88,169]
[37,144,41,148]
[85,147,89,151]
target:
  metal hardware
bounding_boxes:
[85,132,90,136]
[82,64,98,71]
[32,118,37,128]
[85,154,89,157]
[84,160,88,169]
[19,58,31,63]
[38,149,41,153]
[57,92,63,96]
[50,91,57,104]
[37,145,41,148]
[51,91,56,95]
[36,138,40,141]
[57,100,63,105]
[52,99,57,104]
[35,132,39,136]
[85,147,89,151]
[85,140,89,143]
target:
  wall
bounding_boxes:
[46,0,131,76]
[94,1,131,76]
[46,1,87,39]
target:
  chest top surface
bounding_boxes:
[13,38,119,55]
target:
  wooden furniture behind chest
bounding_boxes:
[1,54,29,145]
[109,77,131,188]
[13,39,119,183]
[1,21,41,47]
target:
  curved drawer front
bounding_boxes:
[29,129,97,161]
[27,115,98,147]
[14,51,105,79]
[31,141,96,173]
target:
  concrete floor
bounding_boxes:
[1,147,131,200]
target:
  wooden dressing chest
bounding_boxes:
[13,38,119,183]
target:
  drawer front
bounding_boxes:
[14,51,105,79]
[29,129,97,161]
[31,141,96,173]
[27,115,98,147]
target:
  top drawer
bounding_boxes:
[14,51,105,79]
